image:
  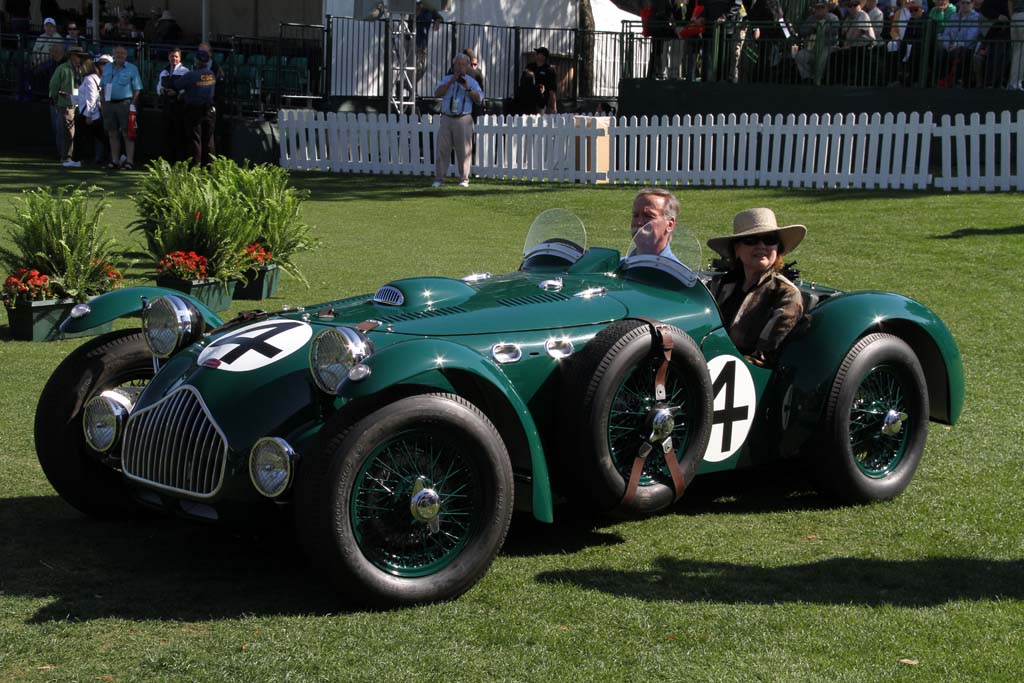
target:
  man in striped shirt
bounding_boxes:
[432,53,483,188]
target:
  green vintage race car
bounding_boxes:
[36,212,963,607]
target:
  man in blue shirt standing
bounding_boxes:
[100,45,143,169]
[172,50,217,166]
[432,53,483,188]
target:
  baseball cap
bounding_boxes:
[43,17,57,26]
[96,53,113,64]
[196,50,211,62]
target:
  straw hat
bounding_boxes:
[707,208,806,259]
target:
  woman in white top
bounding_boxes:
[76,55,111,164]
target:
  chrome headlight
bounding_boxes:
[309,327,374,395]
[249,437,296,498]
[142,295,204,358]
[82,390,135,452]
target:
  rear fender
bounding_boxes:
[338,337,554,523]
[772,291,963,454]
[59,286,225,334]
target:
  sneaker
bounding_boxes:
[431,180,443,188]
[62,160,81,167]
[458,180,470,187]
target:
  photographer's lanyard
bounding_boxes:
[447,78,465,115]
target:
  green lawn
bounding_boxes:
[1,155,1022,682]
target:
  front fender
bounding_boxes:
[339,337,554,523]
[777,291,963,449]
[60,286,225,334]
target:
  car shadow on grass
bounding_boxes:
[535,554,1024,607]
[930,224,1024,239]
[1,495,339,623]
[4,467,832,622]
[504,465,831,559]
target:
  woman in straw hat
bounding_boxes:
[706,208,807,366]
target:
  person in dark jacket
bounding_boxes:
[528,46,558,113]
[509,69,544,114]
[172,50,216,166]
[157,47,189,162]
[155,10,182,44]
[701,0,745,81]
[706,208,806,366]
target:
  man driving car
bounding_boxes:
[630,187,681,263]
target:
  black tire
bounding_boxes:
[295,393,513,607]
[34,329,154,518]
[817,333,929,503]
[560,320,714,517]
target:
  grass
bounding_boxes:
[1,154,1022,682]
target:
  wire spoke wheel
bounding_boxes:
[296,393,513,607]
[559,319,712,517]
[35,329,154,518]
[849,366,908,477]
[820,333,929,503]
[608,362,692,487]
[352,428,483,577]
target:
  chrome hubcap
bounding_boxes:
[410,477,441,534]
[881,409,908,436]
[648,407,675,443]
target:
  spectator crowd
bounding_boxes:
[638,0,1024,88]
[32,9,224,171]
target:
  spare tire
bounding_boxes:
[560,319,713,517]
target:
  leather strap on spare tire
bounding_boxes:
[621,317,688,507]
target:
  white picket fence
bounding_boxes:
[278,109,1024,192]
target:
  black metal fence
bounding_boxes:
[3,15,1022,117]
[0,30,321,115]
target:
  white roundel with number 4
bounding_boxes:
[703,355,757,462]
[197,320,312,372]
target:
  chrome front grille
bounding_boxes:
[122,385,228,498]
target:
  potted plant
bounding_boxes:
[152,247,237,311]
[207,158,317,292]
[132,161,252,312]
[234,241,281,300]
[0,185,125,341]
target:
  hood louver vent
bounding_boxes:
[373,285,405,306]
[497,292,570,307]
[377,306,468,323]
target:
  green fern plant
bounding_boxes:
[208,157,317,286]
[132,160,257,283]
[133,159,316,286]
[0,185,126,302]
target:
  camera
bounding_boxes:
[457,76,467,85]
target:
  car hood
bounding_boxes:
[309,273,631,336]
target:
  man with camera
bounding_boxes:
[431,53,483,188]
[157,47,189,162]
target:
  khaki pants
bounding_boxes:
[435,114,473,182]
[55,106,75,161]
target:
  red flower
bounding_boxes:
[158,250,209,280]
[244,242,274,267]
[3,267,54,305]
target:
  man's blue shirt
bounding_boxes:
[436,74,483,116]
[101,61,143,100]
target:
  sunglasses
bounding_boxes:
[739,234,780,247]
